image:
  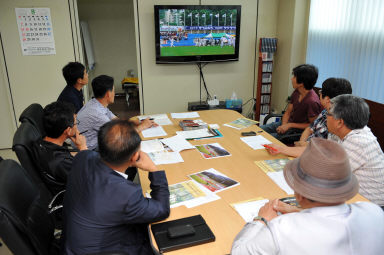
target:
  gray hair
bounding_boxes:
[329,94,370,130]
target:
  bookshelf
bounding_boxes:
[255,38,277,121]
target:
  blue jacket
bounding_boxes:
[62,151,170,254]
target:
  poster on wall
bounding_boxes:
[15,8,56,56]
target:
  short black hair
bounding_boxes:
[98,120,141,166]
[92,75,114,98]
[43,101,75,138]
[321,78,352,99]
[62,62,86,87]
[292,64,319,90]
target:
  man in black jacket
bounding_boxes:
[32,101,87,195]
[63,120,170,254]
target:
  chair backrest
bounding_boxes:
[19,103,45,137]
[12,122,44,186]
[0,159,57,255]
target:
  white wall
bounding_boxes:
[78,0,138,94]
[271,0,310,112]
[0,0,82,119]
[134,0,279,115]
[0,40,17,148]
[0,0,82,148]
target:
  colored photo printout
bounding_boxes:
[195,143,231,159]
[189,168,239,193]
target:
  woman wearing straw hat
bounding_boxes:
[232,138,384,255]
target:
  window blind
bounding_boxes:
[306,0,384,103]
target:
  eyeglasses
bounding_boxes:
[75,120,80,126]
[326,112,333,117]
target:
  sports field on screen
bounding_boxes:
[161,45,234,56]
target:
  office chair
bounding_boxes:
[12,121,45,186]
[262,113,303,145]
[19,103,45,137]
[0,159,60,255]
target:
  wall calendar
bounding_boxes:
[15,8,56,56]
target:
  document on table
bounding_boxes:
[160,135,195,152]
[138,114,173,126]
[171,112,200,119]
[267,171,294,194]
[141,126,167,138]
[147,150,184,165]
[147,180,220,208]
[176,128,214,140]
[231,198,269,223]
[240,135,272,150]
[141,139,164,153]
[169,180,220,208]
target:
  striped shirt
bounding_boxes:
[77,98,116,150]
[331,126,384,206]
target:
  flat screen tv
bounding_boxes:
[154,5,241,64]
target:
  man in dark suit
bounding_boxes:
[62,119,170,255]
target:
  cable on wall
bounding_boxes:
[0,32,18,128]
[196,62,212,102]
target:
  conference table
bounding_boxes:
[137,109,367,255]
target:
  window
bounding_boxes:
[306,0,384,103]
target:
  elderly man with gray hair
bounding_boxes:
[232,138,384,255]
[326,94,384,207]
[266,94,384,207]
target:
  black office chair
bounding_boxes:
[19,103,45,137]
[262,113,303,145]
[12,121,45,186]
[0,159,60,255]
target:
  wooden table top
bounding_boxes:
[138,109,367,255]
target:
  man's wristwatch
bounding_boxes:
[253,216,268,225]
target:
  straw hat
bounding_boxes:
[284,138,359,203]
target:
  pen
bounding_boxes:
[263,144,277,152]
[80,130,88,135]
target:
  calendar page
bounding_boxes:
[15,8,56,55]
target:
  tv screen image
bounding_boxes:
[155,5,241,63]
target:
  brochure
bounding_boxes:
[188,168,239,193]
[195,143,231,159]
[224,118,259,130]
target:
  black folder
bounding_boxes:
[151,214,215,253]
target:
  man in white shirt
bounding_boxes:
[266,95,384,206]
[232,138,384,255]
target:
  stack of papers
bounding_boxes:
[176,128,215,140]
[141,126,167,138]
[231,198,269,222]
[171,112,200,119]
[224,118,259,130]
[138,114,172,125]
[240,135,272,150]
[168,181,220,208]
[147,150,184,165]
[254,159,294,194]
[140,135,195,165]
